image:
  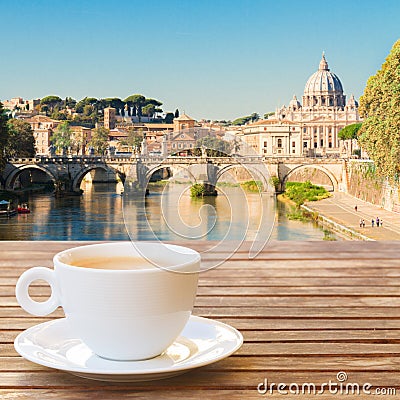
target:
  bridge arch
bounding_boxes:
[5,164,57,190]
[72,165,125,191]
[216,164,272,192]
[145,164,197,184]
[282,164,338,191]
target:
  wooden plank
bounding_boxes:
[4,329,400,344]
[0,389,269,400]
[5,265,400,278]
[4,306,400,319]
[3,317,400,331]
[4,276,400,287]
[5,341,400,358]
[5,295,400,308]
[0,371,400,390]
[4,355,400,372]
[4,285,400,297]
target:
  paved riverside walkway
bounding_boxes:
[304,192,400,240]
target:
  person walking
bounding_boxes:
[355,205,358,212]
[359,218,363,228]
[371,219,375,227]
[376,217,380,227]
[380,219,383,227]
[362,219,365,228]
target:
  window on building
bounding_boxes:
[303,127,306,133]
[189,144,193,148]
[178,143,182,148]
[329,142,332,148]
[314,128,317,134]
[277,139,282,148]
[172,143,176,148]
[292,149,295,154]
[303,142,308,148]
[292,141,295,148]
[314,142,317,148]
[320,139,324,146]
[263,141,267,147]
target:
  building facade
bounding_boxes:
[25,115,60,155]
[242,54,361,157]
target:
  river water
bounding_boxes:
[0,182,334,241]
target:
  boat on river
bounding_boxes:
[17,203,31,214]
[0,200,17,218]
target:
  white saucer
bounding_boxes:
[14,316,243,382]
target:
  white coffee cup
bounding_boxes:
[15,242,200,361]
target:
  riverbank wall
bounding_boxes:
[346,160,400,212]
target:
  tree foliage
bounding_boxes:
[51,122,72,154]
[263,111,274,119]
[120,128,143,153]
[194,136,233,157]
[89,127,109,155]
[232,112,260,126]
[0,102,9,170]
[164,112,174,123]
[6,119,36,157]
[40,95,62,115]
[338,123,362,140]
[358,39,400,180]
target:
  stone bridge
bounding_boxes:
[2,155,348,195]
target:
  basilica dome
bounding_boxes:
[302,54,346,109]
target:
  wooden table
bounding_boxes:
[1,240,400,399]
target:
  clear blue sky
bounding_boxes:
[0,0,399,120]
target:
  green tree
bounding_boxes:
[51,122,72,155]
[64,97,77,109]
[232,113,259,126]
[142,104,156,118]
[89,127,109,155]
[358,39,400,180]
[121,128,143,153]
[263,111,274,119]
[5,119,36,157]
[338,123,362,140]
[75,97,98,113]
[40,96,62,115]
[0,102,9,170]
[194,136,233,157]
[124,94,146,118]
[164,112,174,123]
[103,98,125,115]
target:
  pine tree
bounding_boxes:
[359,39,400,180]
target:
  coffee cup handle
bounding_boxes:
[15,267,60,316]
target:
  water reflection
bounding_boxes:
[0,183,333,241]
